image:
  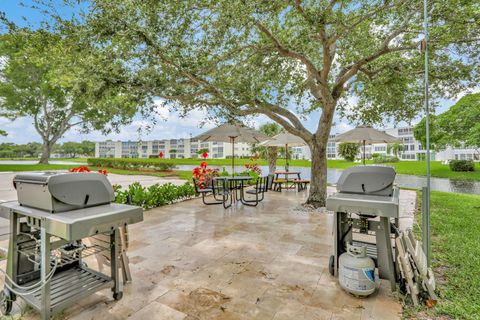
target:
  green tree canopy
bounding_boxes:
[75,0,478,206]
[0,20,153,163]
[338,142,360,162]
[414,93,480,153]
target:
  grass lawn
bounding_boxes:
[410,191,480,319]
[0,164,78,171]
[0,157,87,162]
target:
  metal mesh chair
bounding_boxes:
[212,178,232,208]
[192,178,224,205]
[241,176,268,206]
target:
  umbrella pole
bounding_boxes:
[285,143,289,171]
[363,140,366,165]
[231,137,235,176]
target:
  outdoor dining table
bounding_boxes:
[213,176,252,203]
[274,171,301,190]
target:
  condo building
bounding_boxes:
[95,126,478,161]
[95,138,252,159]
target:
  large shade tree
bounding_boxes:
[414,93,480,155]
[80,0,478,206]
[0,20,153,164]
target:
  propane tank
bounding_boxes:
[338,243,376,296]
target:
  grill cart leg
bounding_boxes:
[2,211,18,316]
[332,212,352,277]
[376,217,396,290]
[40,225,51,320]
[111,229,123,300]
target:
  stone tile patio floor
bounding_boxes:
[2,187,416,320]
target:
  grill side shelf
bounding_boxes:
[19,266,113,313]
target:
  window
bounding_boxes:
[401,153,416,160]
[398,128,413,136]
[374,146,386,152]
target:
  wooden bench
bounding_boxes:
[293,179,310,191]
[272,179,287,191]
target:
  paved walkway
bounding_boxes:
[2,187,416,320]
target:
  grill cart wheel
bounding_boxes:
[0,288,13,315]
[329,255,335,276]
[113,292,123,301]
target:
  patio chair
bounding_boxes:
[241,176,268,207]
[212,177,232,209]
[192,178,224,205]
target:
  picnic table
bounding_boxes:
[273,171,309,191]
[213,176,251,203]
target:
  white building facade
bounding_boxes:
[95,139,252,159]
[289,126,479,162]
[95,125,479,161]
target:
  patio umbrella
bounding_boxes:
[335,125,401,165]
[259,132,306,171]
[193,123,269,175]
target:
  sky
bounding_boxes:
[0,0,468,144]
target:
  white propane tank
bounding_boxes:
[338,243,376,296]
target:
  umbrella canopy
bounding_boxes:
[259,132,306,147]
[193,123,269,174]
[259,133,306,171]
[335,125,401,165]
[194,123,269,143]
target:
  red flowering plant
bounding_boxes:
[159,151,164,159]
[244,158,261,182]
[69,166,108,175]
[202,151,208,159]
[192,161,219,189]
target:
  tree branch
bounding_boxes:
[254,20,320,81]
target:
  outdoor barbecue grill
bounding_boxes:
[0,172,143,320]
[326,166,400,290]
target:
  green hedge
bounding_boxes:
[449,160,475,172]
[373,155,399,163]
[113,182,196,209]
[87,158,176,171]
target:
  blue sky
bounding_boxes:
[0,1,464,144]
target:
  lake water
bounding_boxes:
[1,160,478,195]
[176,164,480,195]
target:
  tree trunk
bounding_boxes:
[267,146,278,174]
[306,137,329,207]
[39,141,51,164]
[306,104,335,208]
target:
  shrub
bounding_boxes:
[114,182,196,209]
[338,143,360,162]
[449,160,475,172]
[87,158,176,171]
[371,153,381,159]
[373,155,399,163]
[192,161,219,188]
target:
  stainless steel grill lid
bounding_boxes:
[336,166,396,196]
[13,172,114,212]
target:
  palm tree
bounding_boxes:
[251,123,283,174]
[387,143,405,158]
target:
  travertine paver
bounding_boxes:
[2,187,415,320]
